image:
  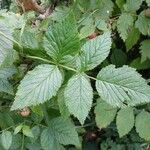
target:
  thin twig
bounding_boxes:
[26,55,98,81]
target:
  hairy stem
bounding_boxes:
[0,30,22,48]
[26,55,97,81]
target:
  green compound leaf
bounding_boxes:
[77,32,112,71]
[0,23,13,67]
[95,98,117,128]
[0,79,14,95]
[140,39,150,62]
[0,66,16,94]
[0,12,24,29]
[51,6,71,22]
[123,0,143,12]
[43,13,80,62]
[11,64,63,110]
[135,11,150,36]
[97,0,114,20]
[117,13,134,41]
[1,131,12,150]
[96,65,150,107]
[64,73,93,124]
[116,107,134,137]
[41,117,80,150]
[135,111,150,141]
[41,134,62,150]
[125,27,140,51]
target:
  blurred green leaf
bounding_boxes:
[1,131,12,150]
[140,39,150,62]
[22,125,34,138]
[95,99,117,128]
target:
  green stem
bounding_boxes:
[26,55,78,72]
[26,55,55,64]
[0,30,22,48]
[0,125,14,133]
[87,75,97,81]
[21,134,25,150]
[59,64,77,72]
[26,55,97,81]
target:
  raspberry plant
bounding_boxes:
[0,0,150,149]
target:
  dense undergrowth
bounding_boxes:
[0,0,150,149]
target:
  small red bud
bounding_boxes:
[20,107,30,117]
[88,32,97,39]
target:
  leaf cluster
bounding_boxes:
[0,0,150,149]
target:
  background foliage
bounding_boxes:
[0,0,150,149]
